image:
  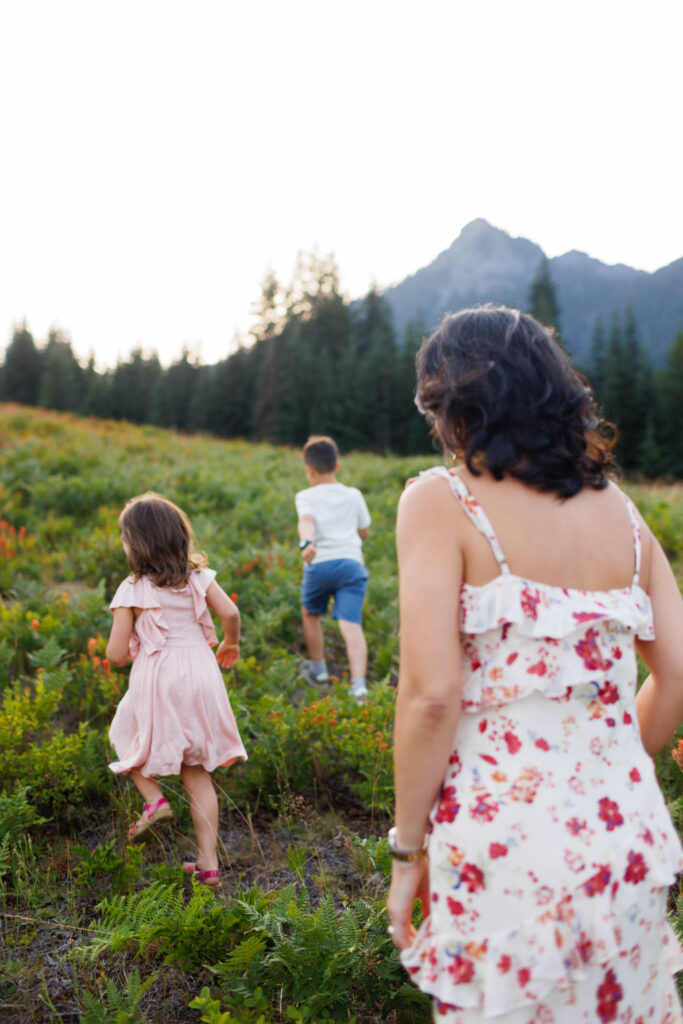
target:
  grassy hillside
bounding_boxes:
[1,404,682,1023]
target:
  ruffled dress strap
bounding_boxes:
[187,568,218,646]
[622,492,643,586]
[422,466,510,574]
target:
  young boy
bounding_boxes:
[295,435,371,702]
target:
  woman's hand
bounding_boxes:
[216,641,240,668]
[386,858,430,950]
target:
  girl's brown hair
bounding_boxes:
[119,492,207,587]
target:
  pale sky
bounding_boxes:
[1,0,682,369]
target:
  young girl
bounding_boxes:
[106,492,246,887]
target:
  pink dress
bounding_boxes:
[401,468,683,1024]
[108,568,246,776]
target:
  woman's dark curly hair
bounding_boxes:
[415,305,615,498]
[119,492,207,588]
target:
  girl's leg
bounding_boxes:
[181,764,219,871]
[129,769,165,805]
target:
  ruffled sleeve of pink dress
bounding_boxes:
[108,569,246,778]
[400,467,683,1024]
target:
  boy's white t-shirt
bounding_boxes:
[295,483,371,565]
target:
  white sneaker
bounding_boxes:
[299,660,329,687]
[349,682,369,704]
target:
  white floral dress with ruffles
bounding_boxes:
[401,468,683,1024]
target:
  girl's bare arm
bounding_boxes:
[206,581,241,668]
[106,607,134,665]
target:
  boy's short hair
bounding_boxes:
[303,435,339,473]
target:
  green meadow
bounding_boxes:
[1,403,682,1023]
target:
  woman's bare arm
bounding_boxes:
[635,532,683,754]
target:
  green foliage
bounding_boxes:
[78,968,156,1024]
[0,785,48,842]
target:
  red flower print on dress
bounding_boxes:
[596,967,623,1022]
[535,738,550,750]
[506,652,518,665]
[583,864,611,896]
[576,932,594,963]
[460,862,485,893]
[574,628,613,672]
[527,659,547,676]
[489,842,508,858]
[504,731,522,754]
[520,587,541,620]
[517,966,531,987]
[435,786,460,824]
[598,797,624,831]
[629,767,641,783]
[573,610,605,623]
[509,765,542,803]
[597,681,619,705]
[447,896,465,915]
[469,793,499,823]
[566,817,587,836]
[623,850,648,884]
[497,955,512,973]
[448,954,475,984]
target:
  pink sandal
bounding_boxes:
[127,797,173,842]
[182,861,221,887]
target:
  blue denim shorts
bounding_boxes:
[301,559,369,624]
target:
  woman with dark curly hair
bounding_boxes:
[386,306,683,1022]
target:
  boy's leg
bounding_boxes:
[337,619,367,679]
[301,605,325,661]
[181,763,219,871]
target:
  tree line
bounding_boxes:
[1,253,682,475]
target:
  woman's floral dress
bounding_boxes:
[401,468,683,1024]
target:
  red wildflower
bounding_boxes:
[30,618,39,630]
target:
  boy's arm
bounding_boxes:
[298,514,317,564]
[357,490,371,541]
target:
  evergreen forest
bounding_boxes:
[2,253,683,475]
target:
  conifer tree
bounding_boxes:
[38,330,83,411]
[3,323,42,405]
[528,258,564,347]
